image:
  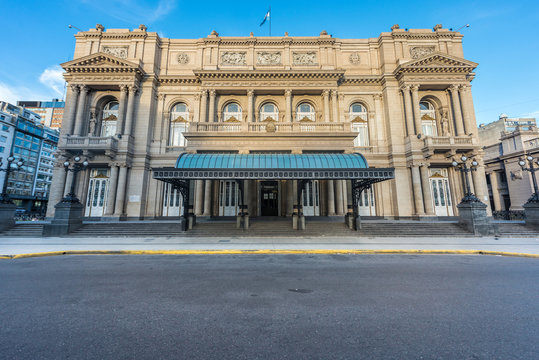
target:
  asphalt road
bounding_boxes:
[1,255,538,359]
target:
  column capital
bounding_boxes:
[194,93,200,101]
[322,89,330,97]
[331,89,338,97]
[373,93,383,101]
[69,84,80,93]
[209,89,217,97]
[459,84,471,92]
[410,84,420,92]
[128,85,138,94]
[285,89,292,97]
[201,89,208,97]
[78,84,89,93]
[400,84,411,92]
[119,84,129,92]
[247,89,254,96]
[448,84,460,93]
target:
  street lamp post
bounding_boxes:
[518,155,539,203]
[452,155,480,203]
[61,156,89,203]
[0,155,25,204]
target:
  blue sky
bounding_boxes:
[1,0,538,124]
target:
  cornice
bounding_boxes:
[159,76,200,85]
[193,70,345,81]
[200,37,336,47]
[61,52,145,77]
[340,76,382,85]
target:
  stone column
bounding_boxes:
[200,90,208,122]
[410,84,422,135]
[335,180,344,215]
[73,85,89,136]
[489,172,502,211]
[411,165,425,215]
[247,89,254,123]
[124,85,138,136]
[323,90,331,122]
[373,94,384,145]
[63,84,80,136]
[331,90,339,122]
[104,165,119,216]
[327,180,335,215]
[449,85,465,136]
[195,180,204,215]
[401,85,415,136]
[459,85,475,136]
[114,165,128,216]
[208,90,216,122]
[342,180,348,214]
[46,165,67,218]
[64,171,74,197]
[286,180,294,216]
[285,89,292,122]
[116,85,128,135]
[472,164,490,211]
[420,164,435,215]
[203,180,212,216]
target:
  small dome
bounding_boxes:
[499,113,508,119]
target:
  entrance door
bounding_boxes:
[430,169,453,216]
[219,180,239,216]
[302,180,320,216]
[358,187,376,216]
[162,183,183,216]
[261,181,279,216]
[85,169,109,217]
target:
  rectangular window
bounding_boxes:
[0,135,7,143]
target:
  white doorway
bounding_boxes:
[302,180,320,216]
[162,183,183,216]
[430,168,454,216]
[358,186,376,216]
[219,180,239,216]
[85,168,109,217]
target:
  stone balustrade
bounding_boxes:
[188,122,351,133]
[63,136,118,154]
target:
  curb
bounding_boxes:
[0,249,538,260]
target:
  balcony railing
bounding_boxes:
[421,136,477,155]
[188,122,351,133]
[63,136,118,153]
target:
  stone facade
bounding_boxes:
[47,24,489,220]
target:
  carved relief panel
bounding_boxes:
[410,46,435,59]
[292,52,317,65]
[220,52,247,66]
[102,46,128,59]
[257,52,281,65]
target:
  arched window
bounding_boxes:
[420,101,437,136]
[169,103,189,146]
[296,102,315,121]
[101,100,119,137]
[259,103,279,122]
[350,103,369,146]
[223,102,242,122]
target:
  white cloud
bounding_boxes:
[519,110,539,119]
[0,82,52,104]
[39,65,65,97]
[149,0,177,22]
[80,0,178,24]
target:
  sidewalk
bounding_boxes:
[1,234,538,256]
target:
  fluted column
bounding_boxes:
[46,163,67,218]
[247,89,254,123]
[200,90,208,122]
[459,85,475,136]
[411,84,422,135]
[449,85,465,136]
[193,93,201,123]
[285,89,292,122]
[411,165,425,215]
[489,172,502,211]
[104,165,119,216]
[62,84,79,135]
[472,163,490,211]
[116,85,128,135]
[73,85,89,136]
[327,180,335,215]
[286,180,294,215]
[342,180,348,214]
[335,180,344,215]
[331,90,339,122]
[114,165,128,216]
[124,85,138,136]
[401,85,415,136]
[195,180,204,215]
[323,90,330,122]
[373,94,384,146]
[203,180,212,216]
[419,164,435,215]
[208,90,216,122]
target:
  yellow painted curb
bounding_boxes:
[0,249,537,259]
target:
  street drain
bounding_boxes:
[288,288,313,294]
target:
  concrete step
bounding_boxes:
[1,224,44,237]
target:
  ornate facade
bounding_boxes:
[47,24,489,221]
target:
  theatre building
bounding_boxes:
[47,24,489,225]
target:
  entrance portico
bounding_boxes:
[153,153,394,230]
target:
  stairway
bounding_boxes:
[497,223,539,237]
[0,223,44,237]
[358,221,474,237]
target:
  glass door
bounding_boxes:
[219,180,239,216]
[261,181,279,216]
[85,169,109,217]
[302,180,320,216]
[430,169,453,216]
[358,187,376,216]
[162,183,183,216]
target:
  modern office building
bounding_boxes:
[0,107,17,190]
[480,116,538,212]
[18,99,65,129]
[47,24,489,223]
[0,101,59,214]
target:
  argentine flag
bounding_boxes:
[260,8,270,26]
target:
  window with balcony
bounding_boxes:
[169,103,189,147]
[223,103,242,122]
[296,103,315,122]
[350,103,369,146]
[420,101,438,136]
[259,103,279,122]
[101,101,119,137]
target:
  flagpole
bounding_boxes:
[269,6,271,36]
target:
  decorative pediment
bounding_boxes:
[421,114,435,121]
[299,116,314,122]
[351,116,367,123]
[225,116,240,122]
[172,115,187,123]
[262,116,276,122]
[103,114,117,121]
[395,52,477,76]
[61,52,144,76]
